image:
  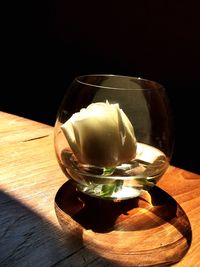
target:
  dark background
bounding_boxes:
[2,1,200,174]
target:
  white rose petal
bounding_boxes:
[61,101,137,167]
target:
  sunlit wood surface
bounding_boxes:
[0,111,199,266]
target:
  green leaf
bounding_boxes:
[103,167,115,176]
[101,180,124,197]
[101,184,116,196]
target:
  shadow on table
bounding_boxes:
[55,181,192,267]
[0,189,108,267]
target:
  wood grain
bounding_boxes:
[0,111,200,266]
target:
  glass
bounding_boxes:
[54,74,174,200]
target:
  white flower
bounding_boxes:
[61,101,137,167]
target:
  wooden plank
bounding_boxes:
[0,111,52,143]
[158,167,200,267]
[0,112,100,266]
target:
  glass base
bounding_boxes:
[73,180,151,200]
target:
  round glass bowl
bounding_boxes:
[54,75,174,200]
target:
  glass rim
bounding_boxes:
[75,74,165,91]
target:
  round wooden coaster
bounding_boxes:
[55,180,191,266]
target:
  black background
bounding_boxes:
[2,1,200,173]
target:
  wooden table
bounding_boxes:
[0,111,199,267]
